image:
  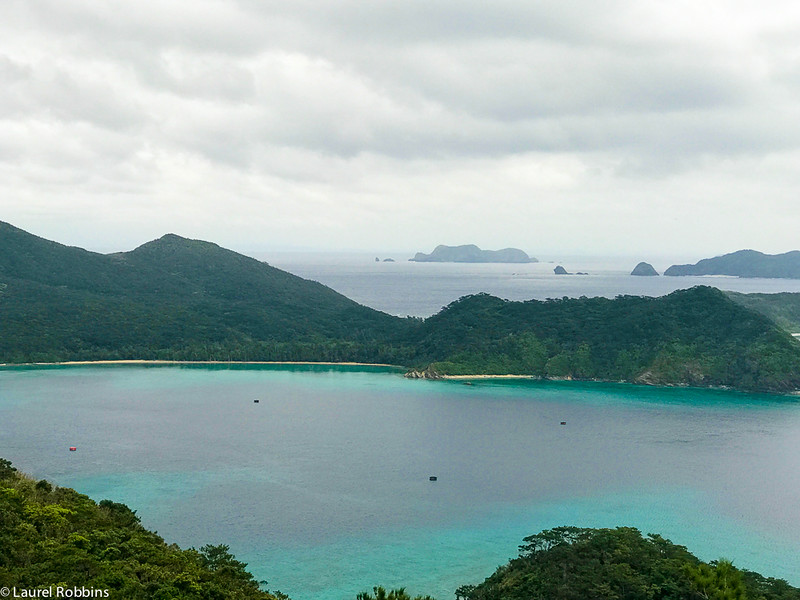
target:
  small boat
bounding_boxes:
[429,476,438,481]
[69,446,77,451]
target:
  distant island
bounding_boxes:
[665,249,800,278]
[553,266,587,275]
[3,221,800,392]
[410,244,537,263]
[631,262,659,276]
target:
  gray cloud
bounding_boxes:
[2,0,800,255]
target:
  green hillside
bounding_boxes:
[4,222,800,392]
[0,459,282,599]
[0,221,413,364]
[728,291,800,334]
[411,287,800,392]
[665,249,800,278]
[456,526,800,600]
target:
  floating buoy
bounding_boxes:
[429,476,438,481]
[560,421,566,425]
[69,447,77,451]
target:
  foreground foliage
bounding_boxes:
[0,459,281,599]
[2,460,798,600]
[456,527,799,600]
[357,586,436,600]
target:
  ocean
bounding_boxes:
[255,252,800,318]
[2,364,800,599]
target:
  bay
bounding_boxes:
[2,364,800,599]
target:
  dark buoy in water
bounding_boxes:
[254,399,260,403]
[429,476,438,481]
[69,446,77,451]
[560,421,566,425]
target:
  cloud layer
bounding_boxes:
[2,0,800,255]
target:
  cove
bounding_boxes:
[1,364,799,599]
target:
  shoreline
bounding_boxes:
[0,359,401,368]
[1,361,796,395]
[440,374,538,380]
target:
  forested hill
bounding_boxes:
[3,222,800,392]
[412,287,800,392]
[0,221,412,364]
[665,249,800,278]
[456,526,800,600]
[728,291,800,334]
[0,459,282,598]
[4,460,798,599]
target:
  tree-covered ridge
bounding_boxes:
[728,292,800,334]
[4,221,800,392]
[665,249,800,278]
[412,287,800,392]
[456,526,800,600]
[0,459,284,599]
[0,220,415,365]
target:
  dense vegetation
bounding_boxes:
[728,292,800,334]
[0,221,415,365]
[454,526,800,600]
[5,460,797,600]
[4,221,800,392]
[0,459,283,599]
[665,249,800,278]
[413,288,800,392]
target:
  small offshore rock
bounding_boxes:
[631,262,659,276]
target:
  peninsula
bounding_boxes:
[409,244,537,263]
[3,221,800,393]
[665,249,800,278]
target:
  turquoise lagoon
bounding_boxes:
[2,364,800,598]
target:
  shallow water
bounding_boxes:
[2,364,800,598]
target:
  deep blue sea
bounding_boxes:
[2,364,800,599]
[256,252,800,317]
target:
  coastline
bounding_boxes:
[440,374,539,380]
[0,359,401,368]
[1,361,796,394]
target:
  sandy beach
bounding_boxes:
[0,359,401,368]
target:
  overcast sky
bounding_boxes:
[2,1,800,257]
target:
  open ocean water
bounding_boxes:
[255,252,800,317]
[2,364,800,599]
